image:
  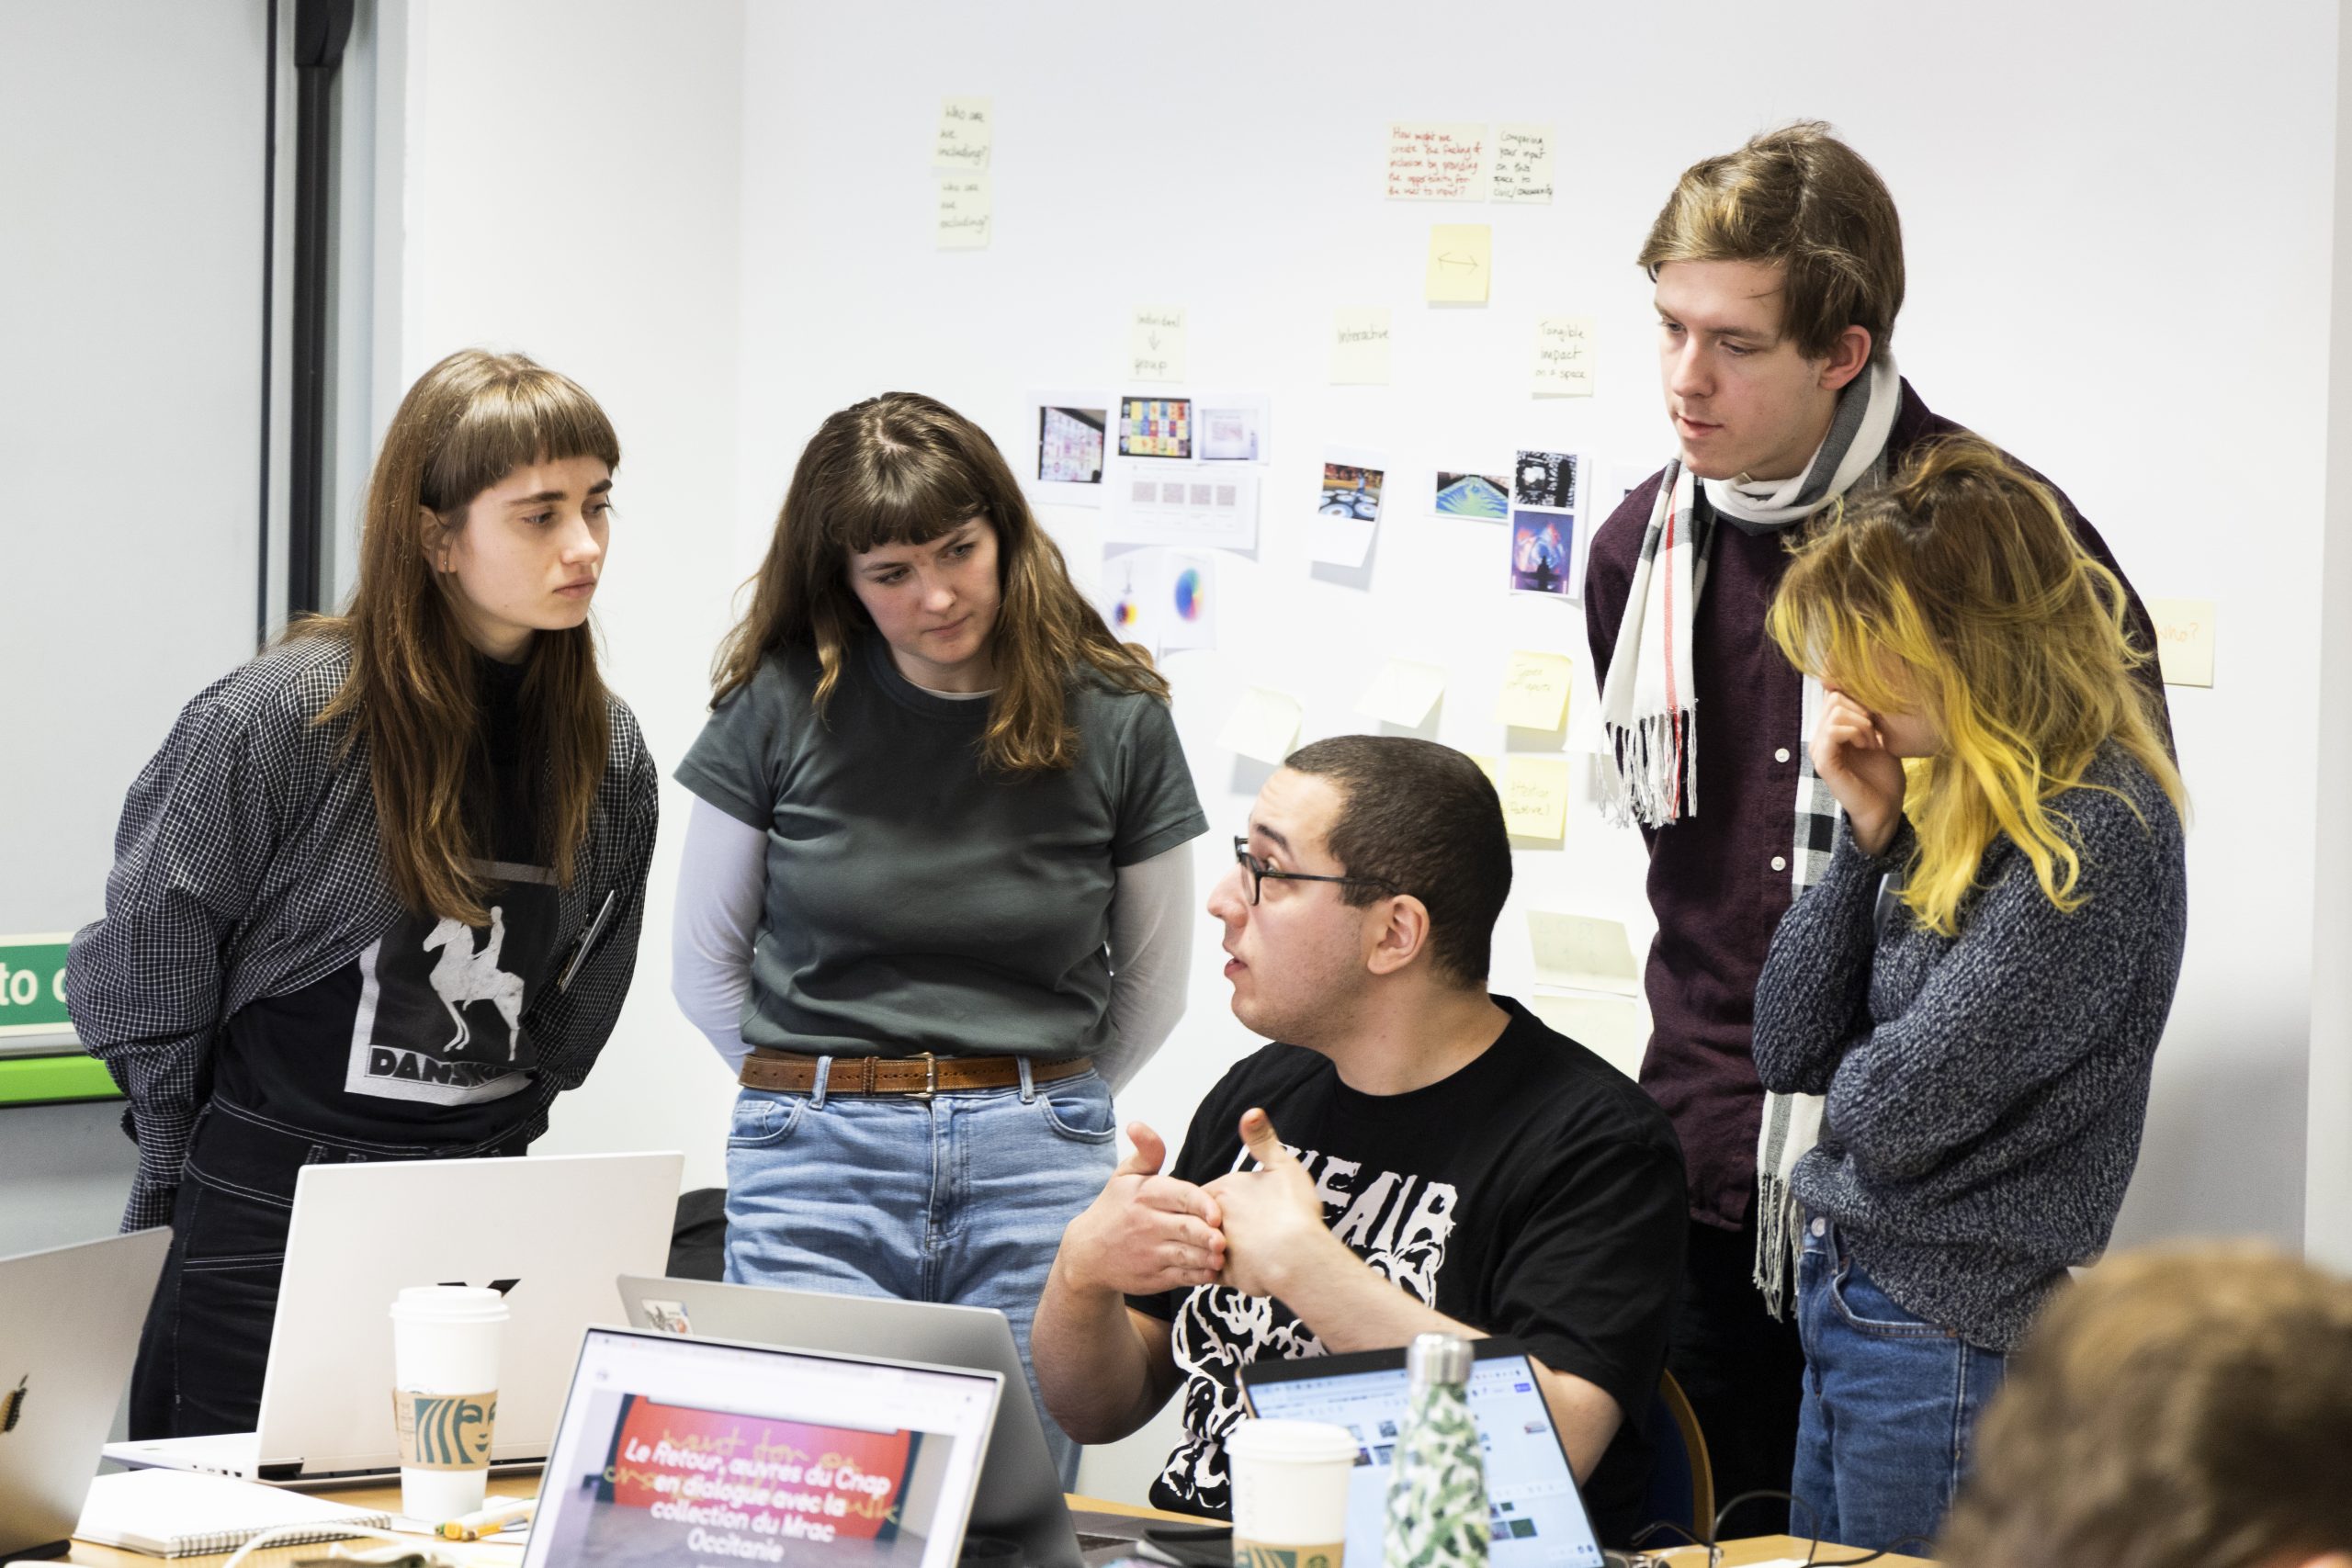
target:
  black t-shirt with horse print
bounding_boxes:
[210,657,562,1146]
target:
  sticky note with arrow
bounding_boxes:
[1425,224,1492,304]
[1128,306,1187,382]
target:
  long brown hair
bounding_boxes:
[300,348,621,924]
[712,391,1166,772]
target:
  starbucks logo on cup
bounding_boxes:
[392,1390,497,1470]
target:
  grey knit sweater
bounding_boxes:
[1751,745,2187,1350]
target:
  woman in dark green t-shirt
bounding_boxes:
[671,392,1208,1480]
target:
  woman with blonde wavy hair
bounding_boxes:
[1748,435,2187,1551]
[670,391,1206,1479]
[71,349,659,1438]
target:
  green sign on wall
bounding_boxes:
[0,934,72,1040]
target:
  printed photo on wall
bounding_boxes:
[1195,395,1271,462]
[1433,470,1510,520]
[1119,396,1193,459]
[1038,405,1105,485]
[1515,449,1578,510]
[1510,507,1577,598]
[1023,388,1114,508]
[1310,449,1387,570]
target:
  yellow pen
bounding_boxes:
[437,1496,537,1540]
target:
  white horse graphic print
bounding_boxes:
[422,908,528,1060]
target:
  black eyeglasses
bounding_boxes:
[1231,836,1400,907]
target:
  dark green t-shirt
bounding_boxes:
[676,635,1207,1060]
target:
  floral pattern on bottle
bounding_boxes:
[1383,1373,1488,1568]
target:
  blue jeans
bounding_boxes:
[723,1061,1116,1487]
[1791,1217,2006,1553]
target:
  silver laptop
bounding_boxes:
[105,1150,682,1484]
[617,1275,1127,1568]
[526,1325,1001,1568]
[0,1228,172,1560]
[1241,1338,1606,1568]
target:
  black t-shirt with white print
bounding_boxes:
[212,657,562,1148]
[1129,996,1686,1547]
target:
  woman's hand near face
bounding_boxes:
[1812,691,1907,856]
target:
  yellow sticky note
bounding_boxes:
[1216,687,1301,765]
[933,96,992,172]
[1385,121,1490,200]
[1425,224,1492,304]
[1497,649,1572,730]
[1465,752,1503,791]
[1129,306,1186,382]
[1330,307,1392,385]
[1528,911,1640,995]
[1355,660,1448,728]
[1490,125,1555,204]
[1525,993,1645,1079]
[1532,316,1595,396]
[935,175,990,249]
[1502,757,1570,843]
[2146,597,2215,687]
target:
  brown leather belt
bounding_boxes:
[737,1049,1094,1098]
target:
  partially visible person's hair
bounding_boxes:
[1940,1246,2352,1568]
[1281,736,1510,986]
[1767,435,2184,936]
[711,391,1166,773]
[298,348,619,925]
[1637,121,1905,366]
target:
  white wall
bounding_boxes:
[397,0,751,1190]
[384,0,2348,1498]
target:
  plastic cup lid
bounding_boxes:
[1225,1418,1359,1463]
[389,1284,510,1323]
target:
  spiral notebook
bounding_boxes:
[74,1470,390,1558]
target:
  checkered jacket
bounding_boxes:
[67,635,659,1231]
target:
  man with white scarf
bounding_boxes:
[1580,121,2168,1531]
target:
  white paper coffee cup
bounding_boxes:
[389,1285,507,1523]
[1227,1417,1358,1568]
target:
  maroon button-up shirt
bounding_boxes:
[1581,381,2168,1231]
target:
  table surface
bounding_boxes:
[53,1483,1938,1567]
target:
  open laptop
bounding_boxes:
[525,1325,1000,1568]
[616,1274,1130,1568]
[105,1150,681,1484]
[1240,1338,1605,1568]
[0,1228,173,1561]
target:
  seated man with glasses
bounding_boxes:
[1032,736,1686,1544]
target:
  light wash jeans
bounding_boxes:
[723,1060,1116,1486]
[1791,1216,2007,1553]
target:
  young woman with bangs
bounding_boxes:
[70,349,659,1439]
[1748,435,2188,1551]
[671,391,1206,1478]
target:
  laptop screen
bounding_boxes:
[1241,1346,1604,1568]
[526,1327,1001,1568]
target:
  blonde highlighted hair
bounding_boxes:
[300,348,620,925]
[1767,436,2183,936]
[1638,121,1905,366]
[712,391,1166,771]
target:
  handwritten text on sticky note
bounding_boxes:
[2146,597,2216,687]
[1426,224,1493,304]
[936,176,990,249]
[1385,122,1489,200]
[934,97,992,171]
[1330,307,1393,385]
[1533,316,1595,396]
[1129,306,1187,382]
[1490,125,1555,204]
[1503,758,1570,843]
[1497,649,1573,731]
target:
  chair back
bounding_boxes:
[1638,1369,1714,1540]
